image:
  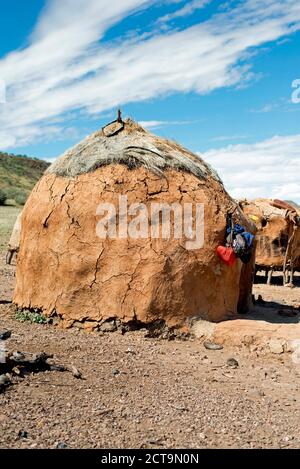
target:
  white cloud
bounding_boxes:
[139,120,170,129]
[202,134,300,203]
[159,0,212,23]
[211,134,248,142]
[0,0,300,150]
[139,119,195,128]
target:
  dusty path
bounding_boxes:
[0,206,300,449]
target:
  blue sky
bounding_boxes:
[0,0,299,201]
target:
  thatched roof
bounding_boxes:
[241,198,300,222]
[47,118,222,183]
[246,199,287,217]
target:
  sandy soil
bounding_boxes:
[0,207,300,449]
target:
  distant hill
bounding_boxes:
[0,152,49,205]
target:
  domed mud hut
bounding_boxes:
[240,198,300,285]
[14,118,255,331]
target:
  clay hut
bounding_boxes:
[6,212,22,265]
[240,198,300,285]
[14,118,255,331]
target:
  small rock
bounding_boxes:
[56,442,68,449]
[18,430,28,439]
[227,358,239,368]
[242,335,255,347]
[112,369,120,376]
[286,339,300,353]
[70,366,82,379]
[0,374,11,386]
[204,341,223,351]
[125,348,136,355]
[148,438,163,445]
[175,405,188,412]
[291,349,300,364]
[269,339,284,354]
[50,317,61,326]
[50,364,67,372]
[12,351,25,361]
[0,330,11,341]
[100,321,117,332]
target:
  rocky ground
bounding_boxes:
[0,206,300,449]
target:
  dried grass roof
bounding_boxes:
[241,198,300,225]
[47,118,222,183]
[245,199,287,218]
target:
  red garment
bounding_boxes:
[216,245,236,266]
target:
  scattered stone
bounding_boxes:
[0,330,11,341]
[125,348,136,355]
[50,317,61,326]
[50,364,67,372]
[269,339,284,354]
[70,366,83,379]
[286,339,300,353]
[112,369,120,376]
[18,430,28,439]
[0,348,70,393]
[12,366,21,375]
[204,341,223,351]
[56,442,68,449]
[175,405,189,412]
[227,358,239,368]
[291,349,300,365]
[242,335,255,347]
[100,321,117,333]
[190,319,215,339]
[0,374,11,388]
[147,438,163,445]
[12,351,25,361]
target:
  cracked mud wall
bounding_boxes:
[14,164,250,328]
[242,201,300,268]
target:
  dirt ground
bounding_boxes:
[0,206,300,449]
